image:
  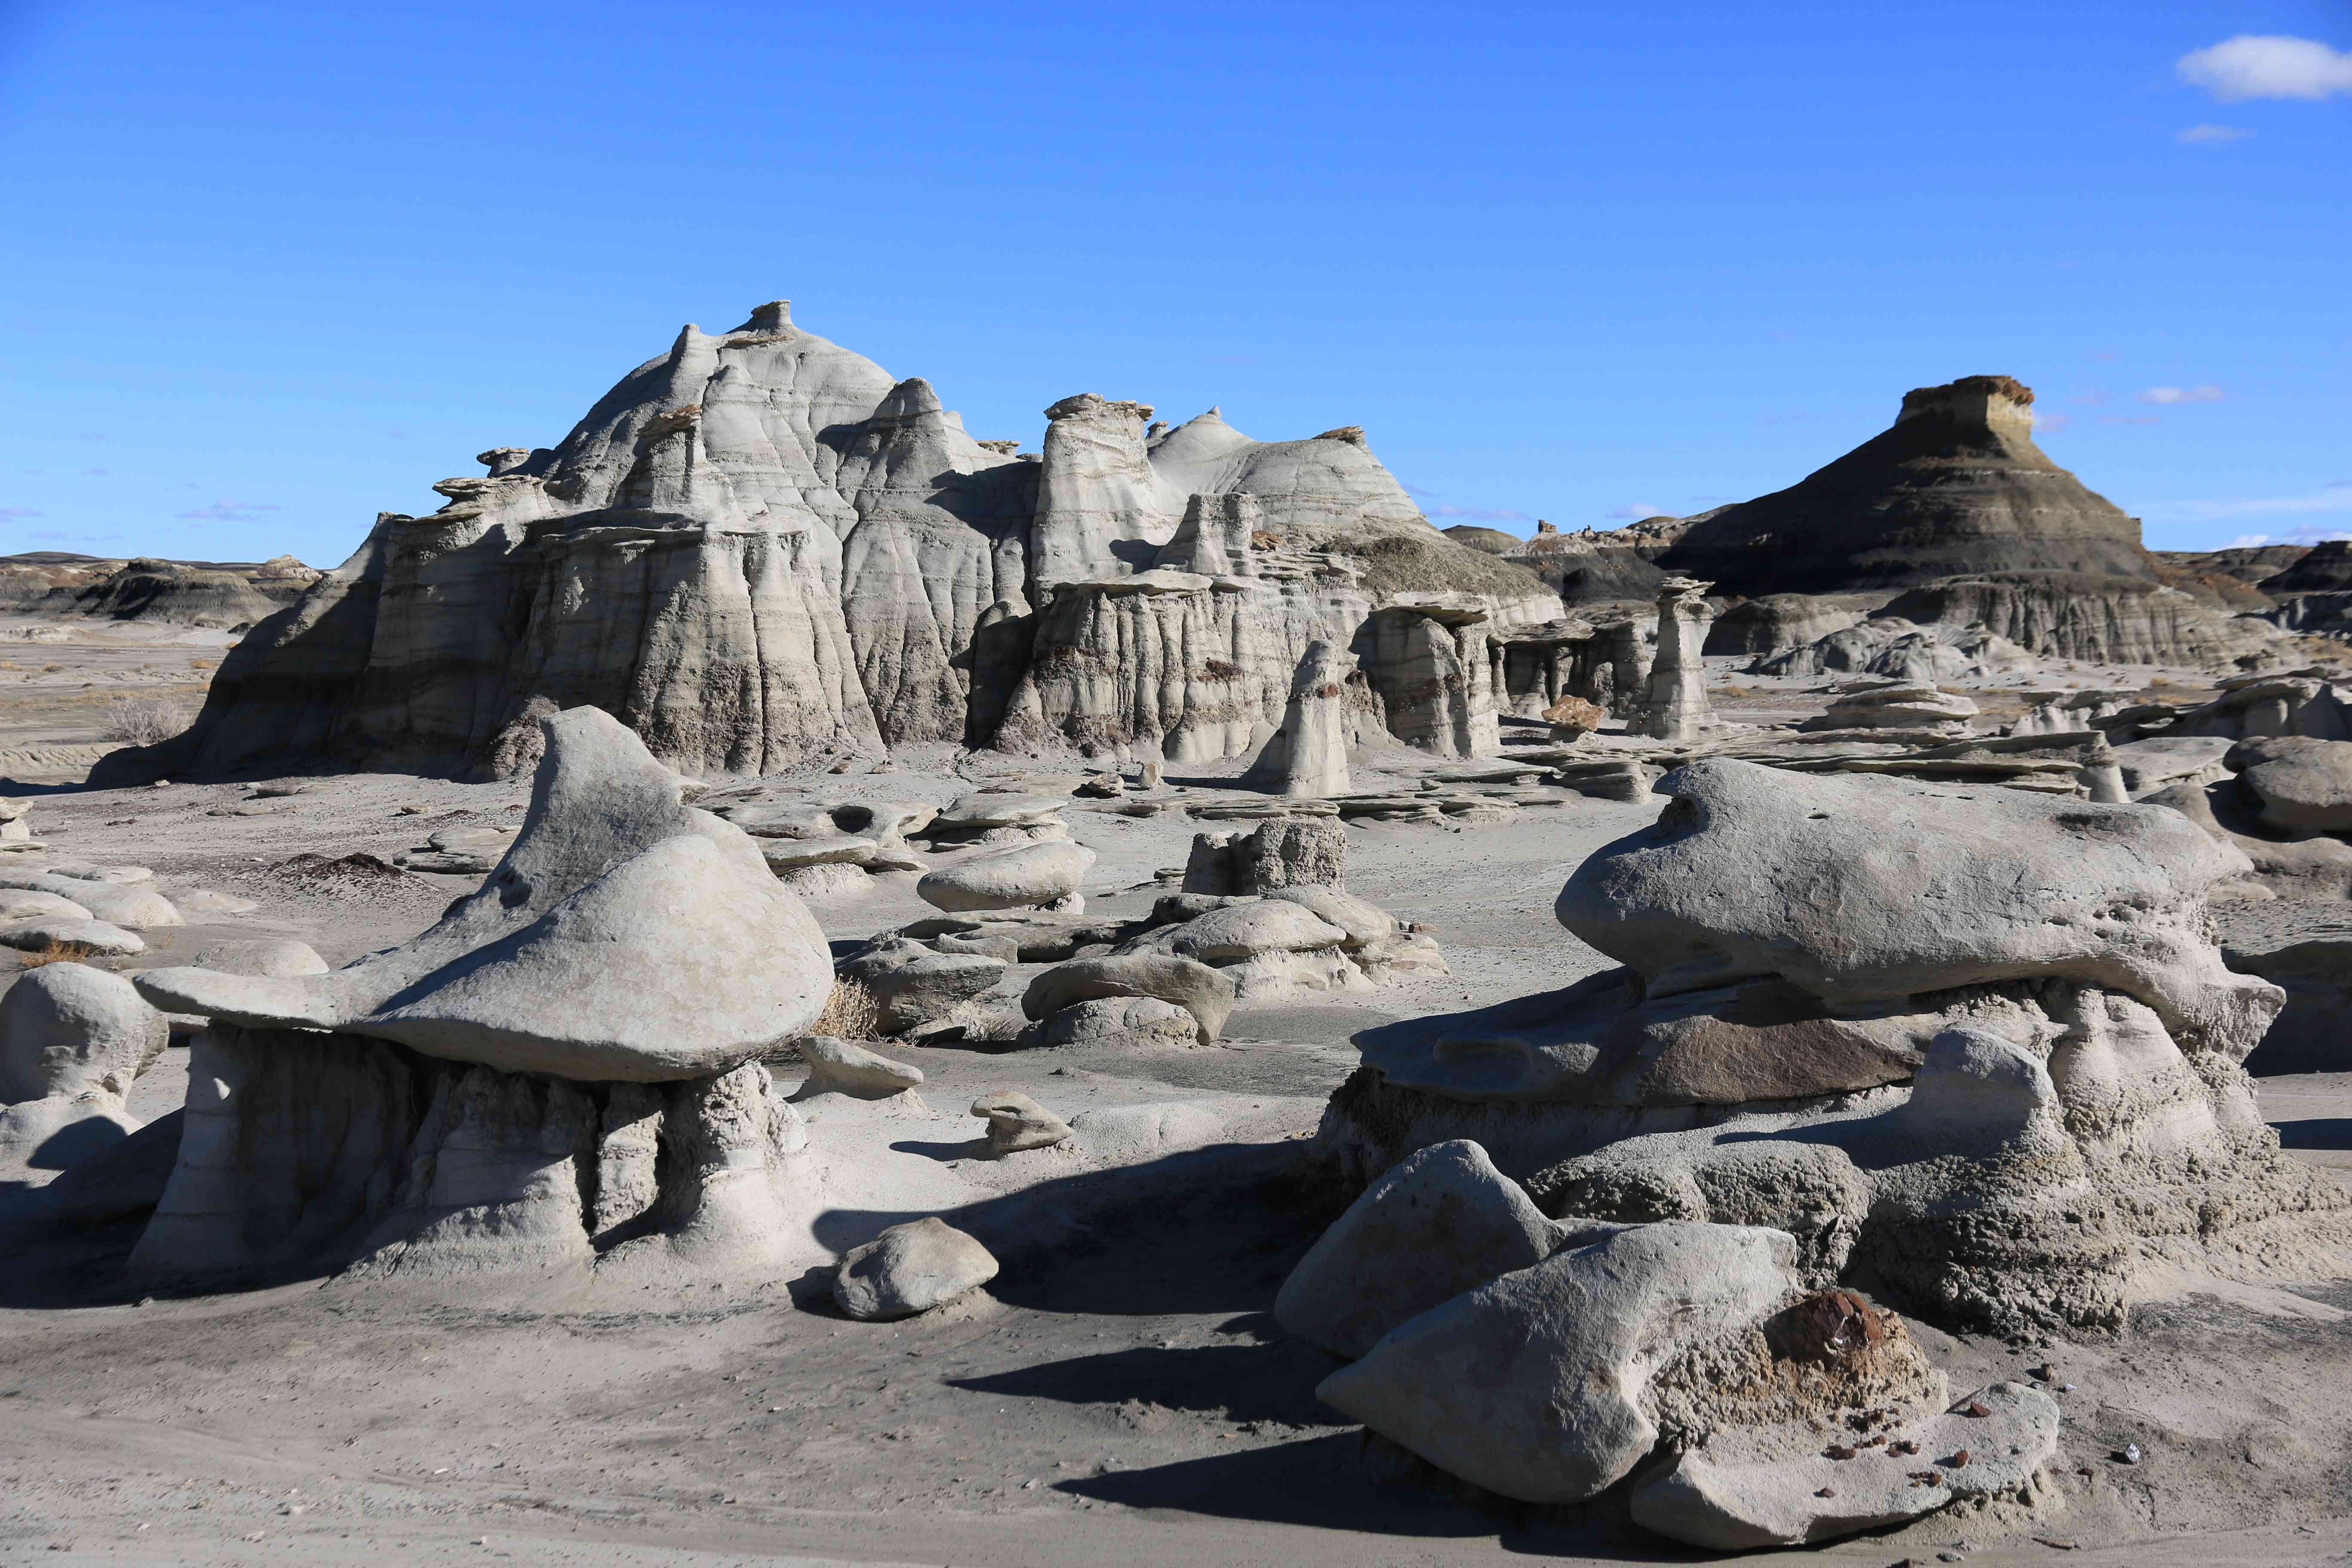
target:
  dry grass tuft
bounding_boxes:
[18,940,95,969]
[101,695,192,746]
[810,978,879,1040]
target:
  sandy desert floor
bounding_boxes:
[1,642,2349,1568]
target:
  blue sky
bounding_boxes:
[1,0,2346,566]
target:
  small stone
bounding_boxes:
[971,1090,1071,1154]
[1822,1444,1856,1460]
[1813,1486,1834,1498]
[1945,1448,1971,1467]
[833,1217,998,1320]
[799,1036,924,1098]
[2118,1443,2142,1464]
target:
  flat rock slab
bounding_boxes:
[0,919,146,956]
[1629,1380,2061,1549]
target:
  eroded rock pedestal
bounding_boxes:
[1316,757,2349,1335]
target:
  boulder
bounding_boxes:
[1277,1140,1579,1359]
[931,793,1069,830]
[129,707,833,1082]
[866,952,1006,1032]
[1036,995,1200,1050]
[1543,695,1606,741]
[0,873,181,928]
[1022,952,1236,1045]
[0,963,169,1102]
[179,936,330,978]
[1556,758,2279,1060]
[1630,1381,2061,1550]
[0,890,93,922]
[1167,900,1351,963]
[971,1090,1071,1153]
[2230,735,2352,833]
[1262,886,1396,949]
[833,1218,999,1321]
[1316,1224,1800,1504]
[916,840,1095,913]
[798,1036,924,1098]
[0,920,146,956]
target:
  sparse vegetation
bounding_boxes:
[18,940,95,968]
[810,977,879,1039]
[101,695,193,746]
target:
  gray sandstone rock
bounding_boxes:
[760,835,880,871]
[0,873,181,928]
[1262,886,1395,949]
[0,919,146,956]
[1035,995,1199,1050]
[1798,682,1978,734]
[1557,758,2278,1059]
[864,952,1006,1033]
[916,840,1095,913]
[129,707,833,1082]
[2230,735,2352,833]
[0,890,94,922]
[0,963,169,1102]
[1316,1224,1800,1504]
[1166,901,1350,963]
[1021,952,1236,1046]
[1277,1140,1577,1359]
[798,1036,925,1098]
[1629,1380,2061,1550]
[1239,640,1356,797]
[833,1217,999,1321]
[180,936,331,978]
[1634,578,1715,742]
[971,1090,1071,1154]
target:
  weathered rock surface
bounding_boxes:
[833,1218,998,1321]
[1165,900,1350,963]
[130,707,832,1081]
[971,1090,1071,1153]
[1557,759,2273,1054]
[1239,640,1356,796]
[1316,1224,1800,1504]
[1629,1380,2061,1550]
[1798,683,1977,735]
[0,919,145,956]
[2230,735,2352,833]
[1022,952,1236,1046]
[916,839,1095,913]
[0,963,168,1102]
[1277,1140,1575,1359]
[796,1036,925,1098]
[1634,578,1715,741]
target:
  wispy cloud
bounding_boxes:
[2031,413,2074,435]
[79,466,110,477]
[2177,123,2254,144]
[2178,35,2352,101]
[1398,480,1439,498]
[177,498,281,522]
[2140,490,2352,525]
[31,530,124,543]
[2073,388,2110,406]
[0,507,41,519]
[2140,385,2224,405]
[2100,415,2162,426]
[1608,503,1672,520]
[1426,504,1533,524]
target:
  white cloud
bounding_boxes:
[2176,123,2254,144]
[2030,412,2074,435]
[0,506,41,519]
[2140,385,2225,405]
[1608,503,1671,520]
[2178,35,2352,101]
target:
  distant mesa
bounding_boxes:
[1653,375,2153,594]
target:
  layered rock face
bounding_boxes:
[1657,377,2154,593]
[109,303,1544,781]
[1320,759,2347,1335]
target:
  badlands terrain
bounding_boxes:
[1,306,2350,1567]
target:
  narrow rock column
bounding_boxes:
[1241,640,1356,796]
[2080,732,2128,802]
[1583,616,1651,718]
[1636,578,1716,742]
